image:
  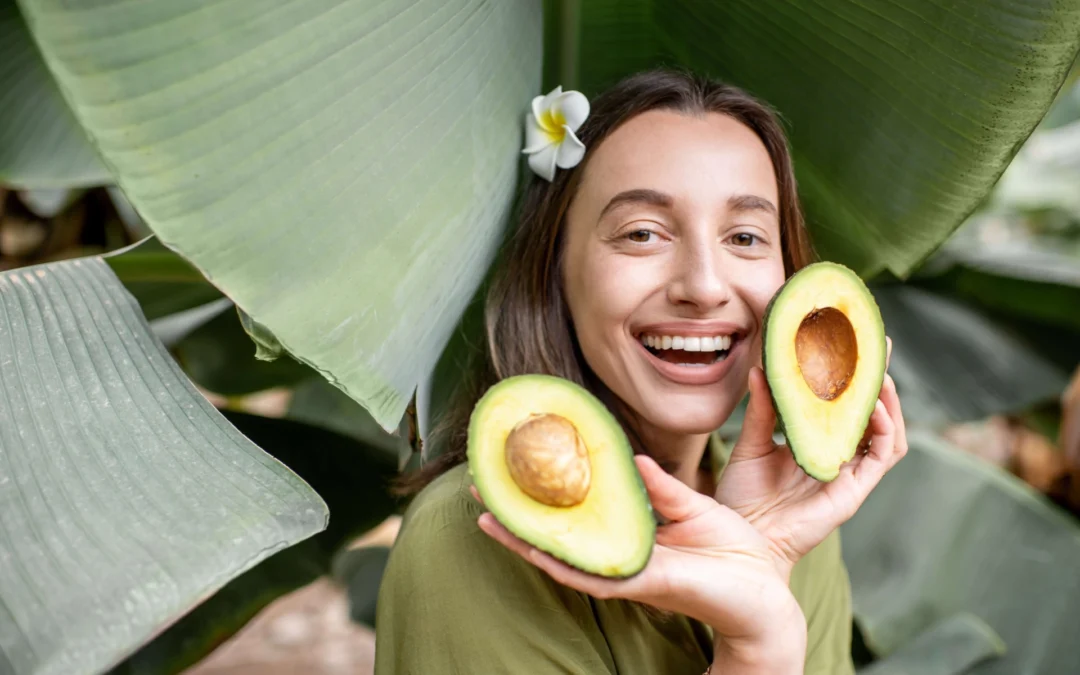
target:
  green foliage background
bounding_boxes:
[0,1,1078,674]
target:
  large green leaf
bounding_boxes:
[173,309,312,397]
[874,284,1069,427]
[332,545,391,629]
[0,258,327,675]
[566,0,1080,278]
[112,412,397,674]
[0,0,107,187]
[287,376,406,463]
[917,245,1080,333]
[842,431,1080,674]
[17,0,543,430]
[857,614,1005,675]
[416,279,487,450]
[104,236,223,322]
[988,120,1080,224]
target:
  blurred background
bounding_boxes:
[1,1,1079,674]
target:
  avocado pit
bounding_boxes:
[504,413,591,507]
[795,307,858,401]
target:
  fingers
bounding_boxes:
[729,366,778,460]
[634,455,717,523]
[476,512,629,600]
[473,454,718,528]
[855,340,895,456]
[852,395,897,491]
[879,373,908,464]
[474,456,716,526]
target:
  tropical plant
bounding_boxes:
[2,0,1080,674]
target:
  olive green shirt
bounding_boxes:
[375,451,855,674]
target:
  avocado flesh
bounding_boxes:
[762,262,887,482]
[467,374,655,578]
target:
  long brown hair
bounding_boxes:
[399,68,816,495]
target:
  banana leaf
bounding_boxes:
[16,0,543,431]
[110,412,398,675]
[173,308,312,397]
[104,237,223,322]
[287,376,407,464]
[565,0,1080,278]
[0,0,108,187]
[842,431,1080,675]
[916,245,1080,334]
[15,0,1080,433]
[0,258,327,675]
[856,614,1005,675]
[875,284,1070,427]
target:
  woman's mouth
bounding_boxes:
[633,331,743,386]
[638,333,735,367]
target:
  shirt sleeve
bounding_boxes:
[790,529,857,675]
[374,470,617,675]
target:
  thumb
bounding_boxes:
[731,366,777,460]
[633,455,717,523]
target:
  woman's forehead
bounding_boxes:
[575,109,779,215]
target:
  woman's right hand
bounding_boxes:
[474,454,807,674]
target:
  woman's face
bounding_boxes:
[562,109,787,436]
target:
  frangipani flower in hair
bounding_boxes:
[523,86,590,181]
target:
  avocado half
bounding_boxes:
[467,374,655,578]
[762,262,887,482]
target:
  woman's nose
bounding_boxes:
[666,245,732,311]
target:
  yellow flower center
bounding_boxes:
[538,108,567,144]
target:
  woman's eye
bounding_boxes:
[626,230,653,243]
[731,232,757,247]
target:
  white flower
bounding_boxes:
[522,86,590,181]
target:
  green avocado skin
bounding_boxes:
[760,262,886,482]
[467,374,656,579]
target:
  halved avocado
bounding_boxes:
[467,374,655,578]
[762,262,887,482]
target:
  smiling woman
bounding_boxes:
[376,69,907,675]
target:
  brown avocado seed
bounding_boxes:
[795,306,858,401]
[504,413,591,507]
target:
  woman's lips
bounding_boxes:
[635,335,742,386]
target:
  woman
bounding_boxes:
[375,69,906,674]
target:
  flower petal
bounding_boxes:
[530,95,548,125]
[523,113,550,153]
[537,86,564,118]
[555,91,590,132]
[555,127,586,169]
[527,143,559,181]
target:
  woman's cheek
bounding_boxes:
[738,261,785,320]
[583,252,661,316]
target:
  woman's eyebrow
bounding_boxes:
[598,189,674,219]
[728,194,777,216]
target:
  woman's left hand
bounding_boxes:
[715,337,907,582]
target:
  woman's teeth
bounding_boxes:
[639,333,735,368]
[640,334,733,352]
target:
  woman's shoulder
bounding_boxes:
[376,463,623,673]
[396,462,478,540]
[382,461,515,583]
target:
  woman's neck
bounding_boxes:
[634,424,713,493]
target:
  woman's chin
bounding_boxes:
[636,396,737,436]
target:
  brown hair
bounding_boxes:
[399,68,816,495]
